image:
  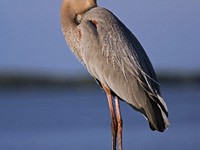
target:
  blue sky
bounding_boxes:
[0,0,200,78]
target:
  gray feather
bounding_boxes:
[79,7,169,131]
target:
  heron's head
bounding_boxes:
[61,0,97,18]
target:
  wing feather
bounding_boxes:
[79,7,169,131]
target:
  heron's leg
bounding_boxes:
[115,96,123,150]
[101,83,117,150]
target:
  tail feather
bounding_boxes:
[144,96,169,132]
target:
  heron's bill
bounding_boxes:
[76,14,83,24]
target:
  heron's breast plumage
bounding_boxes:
[61,23,84,63]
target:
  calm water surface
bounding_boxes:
[0,84,200,150]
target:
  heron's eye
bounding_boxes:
[90,20,98,28]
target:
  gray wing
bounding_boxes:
[79,7,169,131]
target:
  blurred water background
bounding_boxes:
[0,84,200,150]
[0,0,200,150]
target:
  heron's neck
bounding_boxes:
[60,3,79,33]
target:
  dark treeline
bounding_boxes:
[0,72,200,88]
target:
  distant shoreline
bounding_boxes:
[0,72,199,88]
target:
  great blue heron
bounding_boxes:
[60,0,169,150]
